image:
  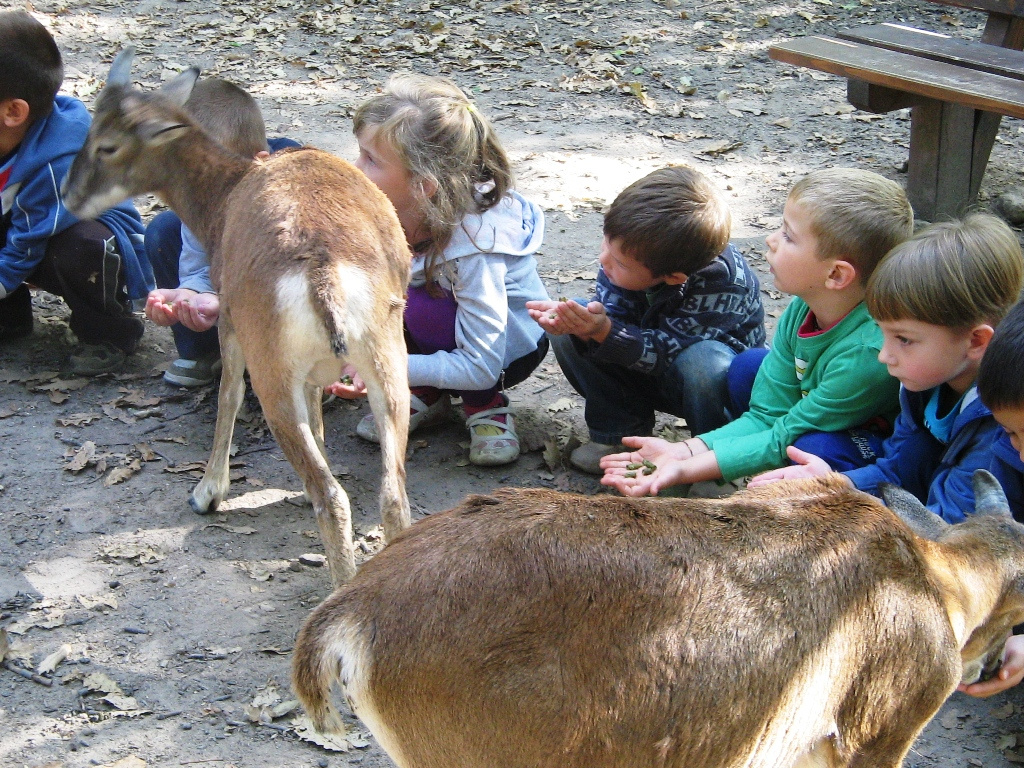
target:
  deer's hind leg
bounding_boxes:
[348,309,410,543]
[191,320,247,514]
[249,364,356,585]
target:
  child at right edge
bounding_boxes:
[965,299,1024,698]
[602,168,911,496]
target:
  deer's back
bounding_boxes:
[216,148,409,299]
[304,483,960,768]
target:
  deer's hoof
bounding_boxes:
[189,486,221,515]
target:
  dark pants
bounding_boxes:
[550,332,737,444]
[0,219,143,352]
[144,210,219,360]
[727,347,887,471]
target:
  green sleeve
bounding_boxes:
[700,300,804,446]
[710,344,898,480]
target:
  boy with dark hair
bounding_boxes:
[528,165,766,473]
[959,298,1024,697]
[0,10,152,374]
[143,77,299,387]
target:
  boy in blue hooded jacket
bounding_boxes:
[0,10,152,374]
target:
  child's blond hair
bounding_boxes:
[353,73,512,287]
[867,212,1024,329]
[788,168,913,282]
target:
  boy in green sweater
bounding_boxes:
[602,168,912,496]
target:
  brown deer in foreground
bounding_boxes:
[62,49,411,586]
[293,472,1024,767]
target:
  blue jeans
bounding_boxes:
[144,210,219,361]
[550,333,737,444]
[726,347,886,471]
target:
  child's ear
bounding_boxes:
[418,176,439,200]
[0,98,30,129]
[967,323,995,360]
[661,271,688,286]
[824,260,858,291]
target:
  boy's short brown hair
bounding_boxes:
[867,212,1024,329]
[788,168,913,282]
[185,79,268,158]
[603,165,731,278]
[0,10,63,123]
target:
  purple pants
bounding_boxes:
[405,284,496,408]
[404,284,548,408]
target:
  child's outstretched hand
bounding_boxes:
[527,298,611,342]
[599,436,695,496]
[747,445,832,487]
[145,288,219,332]
[146,289,181,327]
[958,635,1024,697]
[176,292,220,332]
[324,364,367,399]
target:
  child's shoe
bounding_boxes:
[466,405,519,466]
[569,441,626,475]
[163,351,222,387]
[68,341,127,376]
[356,393,450,443]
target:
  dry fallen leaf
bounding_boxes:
[292,714,352,752]
[98,541,166,565]
[547,397,574,413]
[65,441,97,473]
[37,644,71,674]
[104,458,143,487]
[96,758,147,768]
[83,671,124,695]
[203,523,258,535]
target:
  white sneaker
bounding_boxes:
[467,406,519,466]
[355,393,450,443]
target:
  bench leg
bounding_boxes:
[907,99,1000,221]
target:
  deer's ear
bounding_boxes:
[880,482,949,541]
[106,47,135,88]
[160,67,200,107]
[973,469,1011,519]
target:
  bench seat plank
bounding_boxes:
[927,0,1024,16]
[837,23,1024,79]
[769,35,1024,118]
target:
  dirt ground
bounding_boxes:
[3,0,1024,765]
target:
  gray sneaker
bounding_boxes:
[68,341,127,376]
[569,441,626,475]
[164,352,222,387]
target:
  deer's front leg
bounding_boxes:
[191,325,246,514]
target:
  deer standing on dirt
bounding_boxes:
[292,471,1024,767]
[62,49,412,586]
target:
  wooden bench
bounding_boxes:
[769,1,1024,220]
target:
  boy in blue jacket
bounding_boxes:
[528,165,766,474]
[0,10,152,375]
[964,298,1024,698]
[750,213,1024,524]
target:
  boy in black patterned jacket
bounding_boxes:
[528,165,765,474]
